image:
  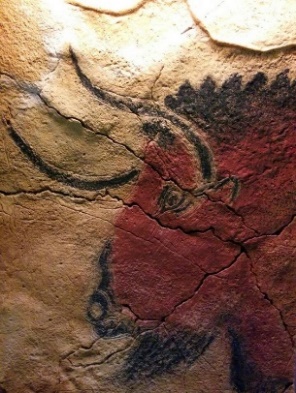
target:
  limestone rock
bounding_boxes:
[187,0,296,51]
[0,0,295,392]
[67,0,147,15]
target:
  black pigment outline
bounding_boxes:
[5,50,214,193]
[87,241,216,379]
[5,50,294,385]
[69,47,213,182]
[87,241,133,337]
[7,119,139,191]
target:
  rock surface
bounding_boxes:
[187,0,296,51]
[0,0,295,392]
[67,0,147,15]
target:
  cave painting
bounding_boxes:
[5,49,296,392]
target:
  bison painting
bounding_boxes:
[6,49,296,392]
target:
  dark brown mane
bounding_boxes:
[165,70,296,143]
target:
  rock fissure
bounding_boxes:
[33,87,200,195]
[248,258,295,348]
[0,187,101,201]
[66,344,133,369]
[70,47,213,180]
[243,214,296,243]
[150,64,164,101]
[205,192,260,236]
[161,247,245,324]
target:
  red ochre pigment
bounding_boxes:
[111,79,296,385]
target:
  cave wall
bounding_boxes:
[0,1,296,392]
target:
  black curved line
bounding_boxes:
[70,48,213,181]
[97,241,112,292]
[88,241,134,338]
[70,47,136,113]
[8,123,139,191]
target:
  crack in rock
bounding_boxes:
[161,247,245,323]
[248,257,295,348]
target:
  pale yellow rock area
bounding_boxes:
[67,0,148,15]
[187,0,296,51]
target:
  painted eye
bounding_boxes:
[158,185,191,214]
[87,291,109,322]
